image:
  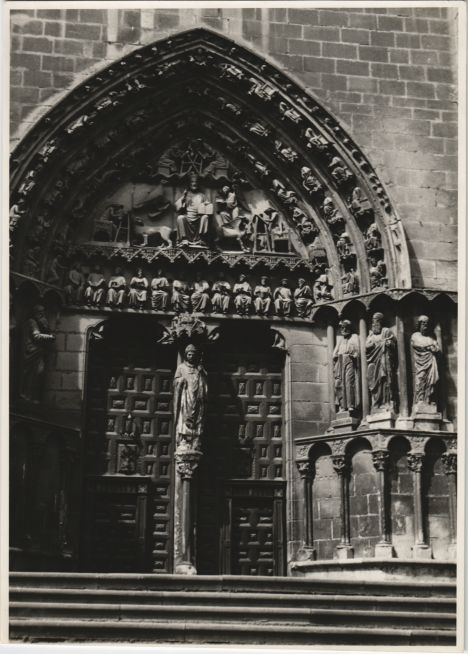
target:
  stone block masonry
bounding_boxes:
[10,6,458,290]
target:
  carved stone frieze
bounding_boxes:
[441,452,457,475]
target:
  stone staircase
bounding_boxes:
[10,572,457,646]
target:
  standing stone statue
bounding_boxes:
[151,270,170,310]
[366,312,396,412]
[175,174,212,247]
[333,320,360,413]
[411,315,440,407]
[64,263,84,304]
[19,304,55,403]
[173,344,208,453]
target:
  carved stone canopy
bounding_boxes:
[10,28,411,303]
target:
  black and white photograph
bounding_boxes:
[3,0,464,649]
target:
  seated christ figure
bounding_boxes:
[175,174,212,247]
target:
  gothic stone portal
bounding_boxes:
[82,319,286,575]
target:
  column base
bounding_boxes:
[367,410,396,429]
[296,546,316,562]
[375,542,394,558]
[412,543,433,559]
[175,561,198,575]
[335,544,354,560]
[331,411,359,434]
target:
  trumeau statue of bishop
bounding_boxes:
[175,174,213,247]
[173,344,208,453]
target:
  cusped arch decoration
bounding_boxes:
[10,27,411,303]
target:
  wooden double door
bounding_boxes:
[82,319,286,575]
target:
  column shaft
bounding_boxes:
[395,314,410,418]
[327,324,336,422]
[359,317,369,421]
[408,453,432,558]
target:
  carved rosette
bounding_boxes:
[407,452,424,473]
[175,449,202,479]
[441,452,457,476]
[371,450,389,472]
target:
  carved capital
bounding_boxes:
[331,454,348,476]
[407,452,424,473]
[296,460,312,479]
[372,449,389,472]
[175,449,202,479]
[441,452,457,476]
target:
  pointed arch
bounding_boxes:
[10,27,411,301]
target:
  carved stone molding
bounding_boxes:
[10,28,413,299]
[441,453,457,476]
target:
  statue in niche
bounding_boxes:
[212,274,231,314]
[247,121,271,138]
[254,276,272,315]
[23,245,41,277]
[233,274,253,315]
[411,315,440,407]
[294,278,314,317]
[151,270,170,310]
[342,269,359,296]
[369,257,388,289]
[214,185,250,250]
[279,102,302,123]
[349,186,373,220]
[107,266,127,307]
[274,279,293,317]
[64,263,85,304]
[322,197,344,229]
[175,174,212,247]
[191,274,211,313]
[329,157,353,185]
[304,126,330,152]
[172,278,191,313]
[118,444,138,475]
[46,254,65,285]
[314,274,333,302]
[173,344,208,452]
[84,264,106,306]
[336,232,353,261]
[128,268,148,309]
[274,140,298,163]
[333,320,360,413]
[19,304,55,403]
[272,180,298,207]
[365,223,382,252]
[244,152,270,178]
[219,63,244,80]
[301,167,323,195]
[248,79,276,101]
[366,313,396,412]
[217,96,242,116]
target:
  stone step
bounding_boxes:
[9,586,456,612]
[9,618,456,646]
[9,572,457,597]
[9,601,456,631]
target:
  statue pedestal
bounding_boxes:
[367,409,395,429]
[174,447,202,576]
[375,542,394,559]
[331,411,359,434]
[335,544,354,560]
[412,543,433,559]
[412,403,442,431]
[296,546,316,562]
